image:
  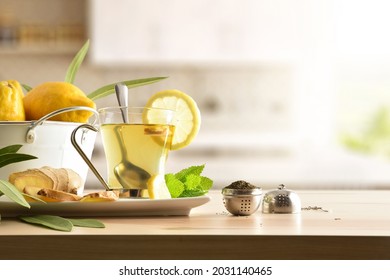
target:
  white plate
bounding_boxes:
[0,195,210,217]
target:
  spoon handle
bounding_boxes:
[115,83,129,123]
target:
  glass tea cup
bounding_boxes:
[71,107,175,198]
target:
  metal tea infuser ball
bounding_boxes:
[222,180,263,216]
[261,184,301,214]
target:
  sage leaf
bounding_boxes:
[0,153,37,168]
[19,215,73,232]
[0,180,30,208]
[0,144,22,155]
[87,77,168,101]
[22,84,32,92]
[65,40,89,84]
[67,218,105,228]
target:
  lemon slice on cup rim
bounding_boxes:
[144,89,201,150]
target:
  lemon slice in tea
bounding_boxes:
[144,89,201,150]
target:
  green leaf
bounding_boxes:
[165,164,213,198]
[67,218,105,228]
[87,77,168,101]
[65,40,90,84]
[0,144,22,156]
[165,173,185,198]
[184,174,201,190]
[19,215,73,232]
[0,180,30,208]
[175,164,205,182]
[180,189,207,197]
[0,153,37,168]
[22,84,32,92]
[199,176,213,191]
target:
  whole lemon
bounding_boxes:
[0,80,26,121]
[23,81,96,123]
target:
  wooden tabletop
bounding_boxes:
[1,189,390,260]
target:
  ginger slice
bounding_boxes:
[80,191,119,202]
[39,166,60,189]
[37,188,81,202]
[9,166,82,194]
[53,168,69,193]
[10,170,55,192]
[23,186,62,202]
[64,168,83,194]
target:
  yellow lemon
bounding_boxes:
[23,81,96,122]
[0,80,25,121]
[144,89,201,150]
[147,174,171,199]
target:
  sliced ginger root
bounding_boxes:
[80,191,119,202]
[9,166,83,194]
[22,187,118,203]
[23,186,60,202]
[22,185,81,202]
[36,188,81,202]
[9,166,119,203]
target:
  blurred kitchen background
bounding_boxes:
[2,0,390,189]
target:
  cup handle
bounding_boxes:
[71,124,110,191]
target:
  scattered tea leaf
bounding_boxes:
[67,218,105,228]
[87,77,168,101]
[65,40,90,84]
[0,144,22,155]
[0,153,37,168]
[0,180,30,208]
[19,215,73,232]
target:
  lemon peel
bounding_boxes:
[144,89,201,150]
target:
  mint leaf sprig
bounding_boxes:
[165,164,213,198]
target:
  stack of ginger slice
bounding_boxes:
[9,166,118,202]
